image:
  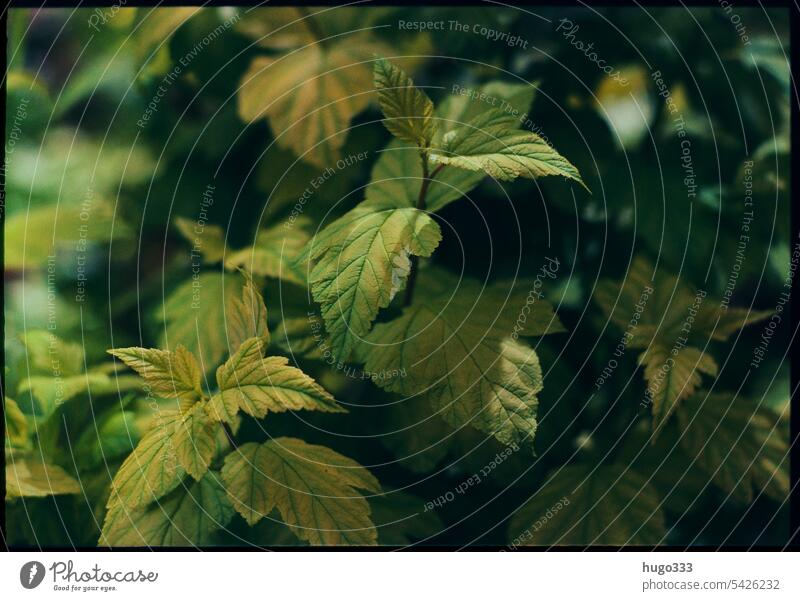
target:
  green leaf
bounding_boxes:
[209,337,343,423]
[508,465,665,546]
[224,277,269,354]
[272,317,325,360]
[677,392,789,504]
[366,138,485,212]
[359,280,546,448]
[156,271,243,370]
[221,437,380,544]
[20,372,118,418]
[100,471,234,546]
[4,397,29,448]
[639,344,718,433]
[374,58,436,148]
[4,201,131,270]
[6,452,81,498]
[108,345,202,399]
[73,409,141,470]
[174,217,226,264]
[173,403,219,481]
[107,408,195,509]
[20,330,84,376]
[367,80,538,213]
[308,202,442,360]
[436,80,537,131]
[429,108,584,186]
[224,220,311,285]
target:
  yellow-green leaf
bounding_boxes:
[366,80,537,213]
[639,344,718,433]
[107,410,188,509]
[224,277,269,354]
[20,330,84,376]
[374,58,436,148]
[237,34,387,167]
[100,471,234,546]
[221,438,380,544]
[156,271,243,369]
[4,397,29,448]
[508,465,665,546]
[173,403,219,481]
[430,108,584,186]
[224,220,311,285]
[6,453,81,498]
[309,202,442,360]
[209,337,343,422]
[108,345,201,399]
[174,216,226,264]
[359,283,544,448]
[20,371,116,417]
[4,201,131,270]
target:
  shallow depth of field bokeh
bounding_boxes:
[3,5,792,547]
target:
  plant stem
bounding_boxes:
[403,157,444,306]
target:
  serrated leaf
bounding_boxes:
[508,465,665,545]
[367,80,537,213]
[691,306,772,342]
[639,344,718,433]
[221,438,380,544]
[107,409,190,509]
[224,277,269,354]
[237,34,388,168]
[374,58,436,148]
[108,345,202,399]
[209,337,343,422]
[359,283,545,448]
[157,271,243,369]
[429,108,584,185]
[100,471,234,546]
[678,392,789,504]
[224,220,311,285]
[309,203,442,360]
[436,80,537,131]
[594,256,769,347]
[173,403,219,481]
[6,453,81,498]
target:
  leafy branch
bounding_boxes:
[102,277,380,546]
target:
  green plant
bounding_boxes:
[102,277,380,545]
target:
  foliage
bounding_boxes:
[4,5,791,548]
